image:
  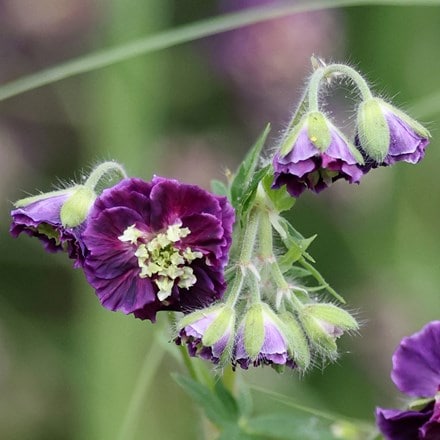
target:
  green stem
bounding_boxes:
[84,161,128,190]
[299,258,346,304]
[117,336,165,440]
[225,208,260,307]
[307,64,373,112]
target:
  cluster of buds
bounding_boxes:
[272,60,430,197]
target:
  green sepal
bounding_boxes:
[278,234,317,272]
[14,188,74,208]
[303,304,359,332]
[279,116,305,157]
[60,185,96,228]
[408,397,435,411]
[176,304,223,330]
[307,111,332,152]
[202,306,235,347]
[243,303,265,358]
[279,312,311,371]
[300,313,338,359]
[357,98,390,162]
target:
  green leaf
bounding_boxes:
[230,125,270,209]
[217,424,263,440]
[172,374,238,427]
[246,413,336,440]
[261,172,295,213]
[239,165,271,218]
[236,381,253,418]
[211,179,229,197]
[214,380,240,421]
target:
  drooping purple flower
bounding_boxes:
[376,321,440,440]
[233,303,296,369]
[10,189,88,267]
[356,98,430,169]
[176,304,235,364]
[272,112,364,197]
[81,177,235,321]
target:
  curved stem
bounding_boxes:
[117,336,165,440]
[307,64,373,112]
[84,161,128,190]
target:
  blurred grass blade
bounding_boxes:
[1,0,440,102]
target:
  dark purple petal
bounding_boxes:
[376,405,433,440]
[82,177,234,321]
[391,321,440,397]
[420,401,440,439]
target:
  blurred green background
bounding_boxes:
[1,1,440,439]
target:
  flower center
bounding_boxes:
[118,223,203,301]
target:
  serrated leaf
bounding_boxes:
[246,413,336,440]
[172,374,237,427]
[230,125,270,209]
[211,179,229,197]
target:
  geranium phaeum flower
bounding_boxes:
[233,303,296,369]
[176,304,235,364]
[356,98,430,168]
[376,321,440,440]
[272,112,364,197]
[81,177,234,321]
[10,189,88,267]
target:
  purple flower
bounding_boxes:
[10,189,88,267]
[233,303,296,369]
[81,177,235,321]
[376,321,440,440]
[176,304,235,364]
[272,112,364,197]
[356,98,430,168]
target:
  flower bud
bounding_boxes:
[10,186,94,267]
[234,302,296,370]
[356,97,430,165]
[176,304,235,364]
[273,111,364,197]
[301,303,358,359]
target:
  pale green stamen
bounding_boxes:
[119,223,203,301]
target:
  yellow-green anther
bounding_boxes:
[118,222,203,301]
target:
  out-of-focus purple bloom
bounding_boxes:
[10,189,87,267]
[376,321,440,440]
[272,113,364,197]
[210,0,344,130]
[356,99,430,169]
[233,303,296,369]
[81,177,234,322]
[176,305,235,364]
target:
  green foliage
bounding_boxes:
[211,179,230,197]
[230,125,271,217]
[246,413,337,439]
[261,172,295,213]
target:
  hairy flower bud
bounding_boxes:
[176,304,235,364]
[356,97,430,166]
[301,303,358,360]
[272,111,364,197]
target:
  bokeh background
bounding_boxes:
[1,1,440,439]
